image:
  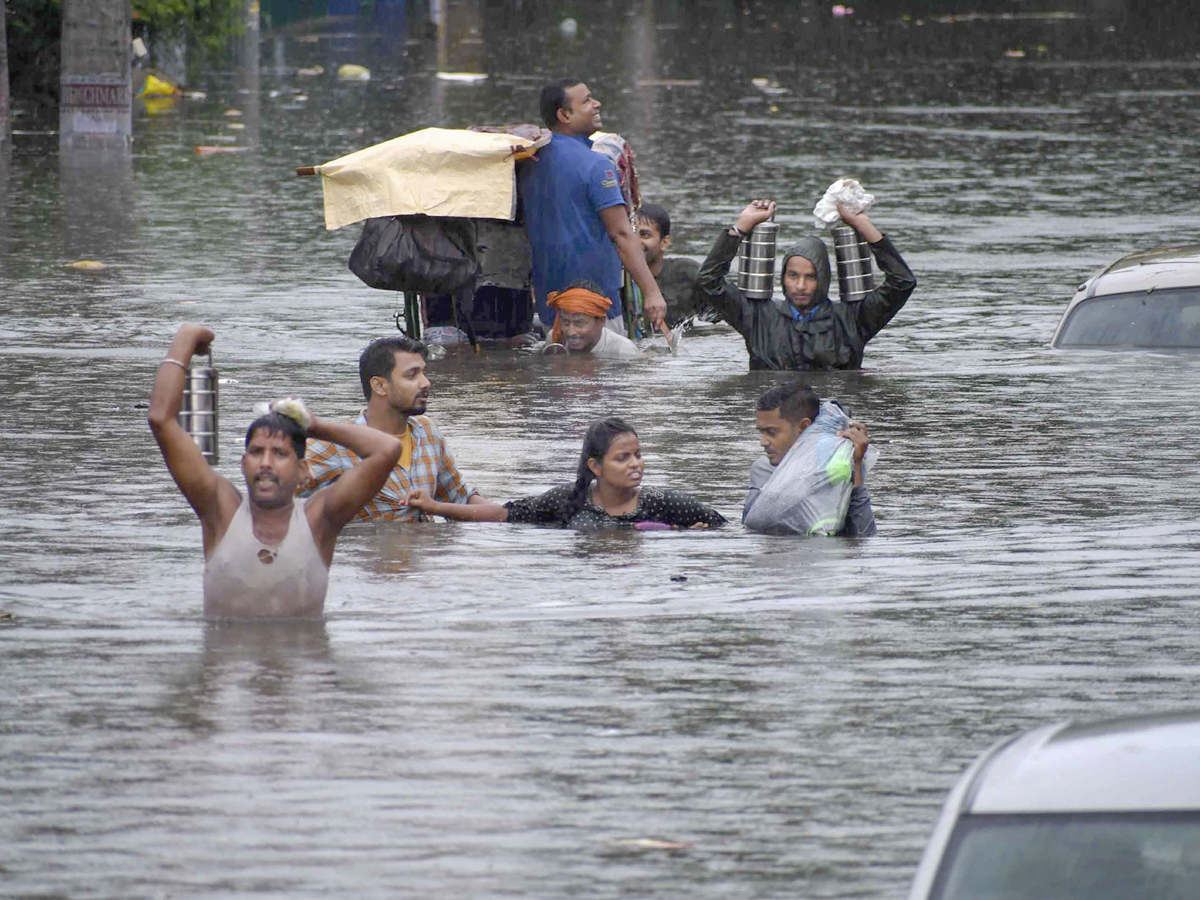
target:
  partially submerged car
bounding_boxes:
[1051,244,1200,348]
[909,710,1200,900]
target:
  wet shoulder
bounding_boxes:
[748,456,774,489]
[662,256,700,280]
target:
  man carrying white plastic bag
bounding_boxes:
[743,382,877,536]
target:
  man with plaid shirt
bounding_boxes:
[299,336,488,521]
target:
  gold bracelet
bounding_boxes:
[160,357,189,370]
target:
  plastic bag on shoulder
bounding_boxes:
[743,400,877,536]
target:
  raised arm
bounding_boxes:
[600,205,668,327]
[148,325,237,533]
[697,200,776,335]
[837,204,917,343]
[306,417,403,543]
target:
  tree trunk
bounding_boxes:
[59,0,132,151]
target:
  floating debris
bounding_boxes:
[436,72,489,83]
[337,64,371,82]
[138,73,181,98]
[607,838,693,851]
[636,79,702,87]
[64,260,106,271]
[751,77,788,96]
[195,146,250,156]
[223,108,243,117]
[296,65,324,76]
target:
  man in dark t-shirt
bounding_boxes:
[636,202,716,329]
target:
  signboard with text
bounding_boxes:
[60,74,131,144]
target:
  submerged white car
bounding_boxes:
[909,711,1200,900]
[1050,245,1200,348]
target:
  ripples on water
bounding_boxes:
[3,7,1200,897]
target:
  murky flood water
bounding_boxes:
[4,3,1200,897]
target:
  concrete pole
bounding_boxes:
[59,0,132,151]
[0,0,11,147]
[235,0,261,146]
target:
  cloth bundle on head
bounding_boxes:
[252,397,313,431]
[812,178,875,229]
[547,287,611,344]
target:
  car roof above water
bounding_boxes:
[1080,244,1200,298]
[963,710,1200,814]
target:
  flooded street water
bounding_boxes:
[4,3,1200,896]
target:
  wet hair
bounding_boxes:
[540,78,583,128]
[566,417,638,518]
[359,336,428,400]
[757,382,819,424]
[244,412,307,459]
[636,202,671,238]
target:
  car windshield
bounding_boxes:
[1055,288,1200,347]
[930,813,1200,900]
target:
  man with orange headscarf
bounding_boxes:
[547,281,640,359]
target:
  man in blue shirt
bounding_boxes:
[519,79,667,335]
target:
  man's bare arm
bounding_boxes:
[307,418,404,541]
[600,205,667,327]
[148,325,235,529]
[405,489,509,522]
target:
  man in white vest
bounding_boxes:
[148,324,402,617]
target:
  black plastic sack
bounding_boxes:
[348,215,479,294]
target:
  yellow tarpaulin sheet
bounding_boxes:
[313,127,535,231]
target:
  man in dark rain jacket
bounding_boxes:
[696,199,916,370]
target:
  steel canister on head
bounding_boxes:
[737,212,779,300]
[831,224,875,303]
[179,352,219,463]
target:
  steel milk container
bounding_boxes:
[831,224,875,303]
[179,352,219,463]
[737,213,779,300]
